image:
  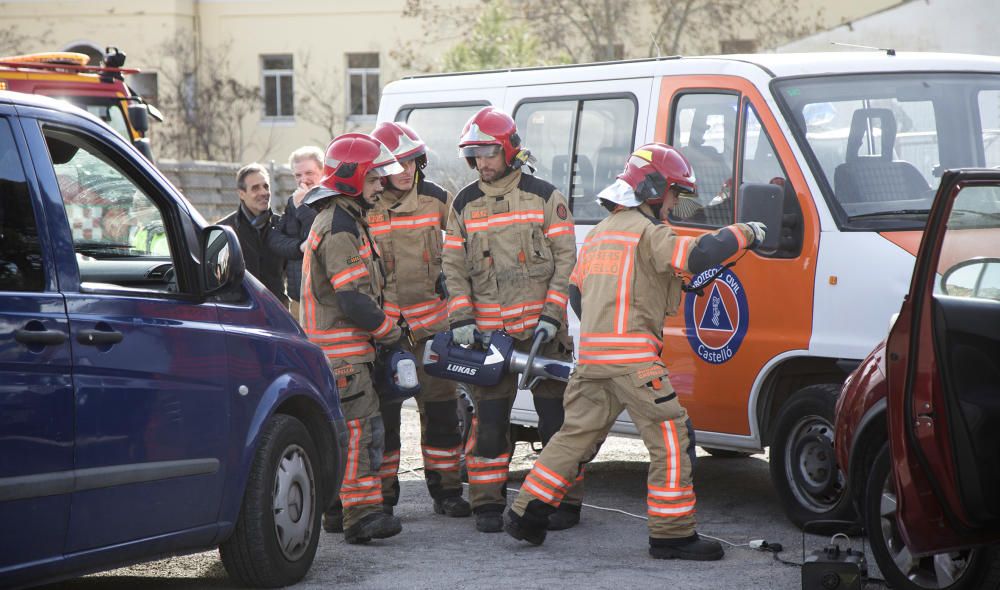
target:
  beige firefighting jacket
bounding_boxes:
[366,177,451,342]
[571,203,755,378]
[301,195,402,365]
[443,168,576,340]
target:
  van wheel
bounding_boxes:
[769,384,856,531]
[865,444,1000,589]
[220,414,321,588]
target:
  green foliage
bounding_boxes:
[441,0,568,72]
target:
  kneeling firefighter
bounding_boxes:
[300,133,406,544]
[504,143,767,560]
[368,121,471,518]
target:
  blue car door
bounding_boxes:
[0,108,74,573]
[22,112,231,552]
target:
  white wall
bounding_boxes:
[779,0,1000,55]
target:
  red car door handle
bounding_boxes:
[77,329,124,346]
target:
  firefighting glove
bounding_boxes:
[744,222,767,250]
[435,271,449,299]
[479,330,495,349]
[534,319,559,344]
[452,324,476,346]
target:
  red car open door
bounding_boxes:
[885,169,1000,555]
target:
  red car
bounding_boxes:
[834,169,1000,589]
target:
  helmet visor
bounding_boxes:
[459,144,502,159]
[372,142,405,177]
[672,182,698,199]
[373,159,404,177]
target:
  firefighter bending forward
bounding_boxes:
[300,133,406,544]
[504,144,767,560]
[443,106,583,533]
[368,122,472,518]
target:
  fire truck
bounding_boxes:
[0,47,160,159]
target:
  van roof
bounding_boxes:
[0,89,107,125]
[386,51,1000,93]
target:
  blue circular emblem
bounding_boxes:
[684,266,749,365]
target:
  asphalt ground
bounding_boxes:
[43,408,886,590]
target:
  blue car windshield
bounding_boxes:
[774,72,1000,230]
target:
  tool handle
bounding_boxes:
[518,330,546,390]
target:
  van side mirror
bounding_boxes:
[738,182,783,252]
[202,225,245,296]
[127,103,150,134]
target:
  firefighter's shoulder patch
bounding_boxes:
[556,203,568,220]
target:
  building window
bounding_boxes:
[347,53,379,118]
[261,54,294,119]
[720,39,757,54]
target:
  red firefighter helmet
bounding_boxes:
[303,133,403,204]
[458,106,522,167]
[618,143,697,205]
[371,121,427,168]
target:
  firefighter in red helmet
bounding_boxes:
[300,132,406,544]
[443,106,583,533]
[366,121,471,519]
[504,143,766,560]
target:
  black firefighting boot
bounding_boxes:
[434,495,472,517]
[546,503,581,531]
[504,501,553,546]
[344,512,403,545]
[382,503,394,516]
[649,533,724,561]
[323,505,344,533]
[474,505,505,533]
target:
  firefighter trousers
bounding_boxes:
[333,362,386,531]
[511,366,697,539]
[379,336,465,506]
[466,334,583,513]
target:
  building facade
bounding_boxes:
[2,0,899,165]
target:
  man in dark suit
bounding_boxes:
[218,163,287,303]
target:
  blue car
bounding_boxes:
[0,91,346,588]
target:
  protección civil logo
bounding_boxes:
[684,266,749,365]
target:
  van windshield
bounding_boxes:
[774,73,1000,230]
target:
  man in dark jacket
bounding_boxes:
[267,147,321,322]
[218,163,287,304]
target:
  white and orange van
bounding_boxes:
[376,52,1000,528]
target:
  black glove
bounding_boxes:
[435,271,449,299]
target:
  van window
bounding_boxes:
[775,72,1000,229]
[740,103,802,258]
[399,104,486,195]
[41,127,179,294]
[939,185,1000,301]
[515,96,636,224]
[980,90,1000,168]
[0,118,44,292]
[669,93,738,227]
